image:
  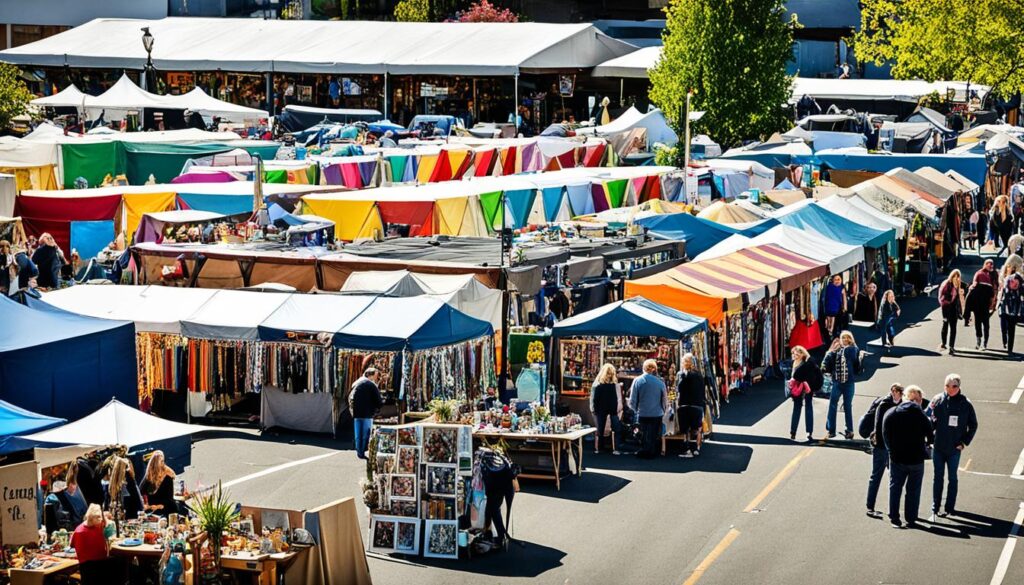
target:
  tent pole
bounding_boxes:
[265,72,273,116]
[619,78,623,106]
[513,72,519,134]
[383,71,389,121]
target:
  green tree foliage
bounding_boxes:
[394,0,430,21]
[0,63,32,131]
[855,0,1024,98]
[649,0,796,150]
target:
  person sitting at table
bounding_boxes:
[139,451,177,518]
[70,504,109,563]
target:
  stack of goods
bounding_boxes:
[473,404,584,435]
[365,424,474,559]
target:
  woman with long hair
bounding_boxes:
[788,346,818,442]
[823,274,848,339]
[998,255,1024,357]
[823,331,860,440]
[938,269,965,354]
[878,290,901,350]
[139,450,177,517]
[991,195,1014,256]
[965,258,998,350]
[590,364,623,455]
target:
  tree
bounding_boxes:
[0,63,32,131]
[649,0,796,150]
[452,0,518,22]
[855,0,1024,99]
[394,0,429,21]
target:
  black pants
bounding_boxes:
[1002,316,1020,354]
[971,309,990,344]
[941,317,958,348]
[593,410,620,451]
[636,416,663,459]
[484,487,515,541]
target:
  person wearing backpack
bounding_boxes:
[822,330,861,440]
[865,384,903,518]
[788,346,820,442]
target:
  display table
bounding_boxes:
[110,542,167,558]
[8,557,79,585]
[221,552,278,585]
[473,428,595,490]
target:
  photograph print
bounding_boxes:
[424,520,458,559]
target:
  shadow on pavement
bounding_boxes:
[404,539,567,577]
[716,383,788,428]
[585,441,752,474]
[519,469,630,503]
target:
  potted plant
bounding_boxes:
[190,481,240,570]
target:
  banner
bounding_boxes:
[0,461,40,546]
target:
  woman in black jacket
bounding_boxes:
[590,364,623,455]
[789,346,819,441]
[676,353,706,458]
[30,233,63,289]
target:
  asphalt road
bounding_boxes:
[182,259,1024,585]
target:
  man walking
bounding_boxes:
[349,367,382,459]
[676,353,706,458]
[628,359,669,459]
[867,383,903,517]
[928,373,978,519]
[882,385,933,529]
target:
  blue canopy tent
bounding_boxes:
[798,151,987,189]
[0,399,64,437]
[0,296,137,420]
[773,202,894,250]
[331,296,494,352]
[636,212,780,257]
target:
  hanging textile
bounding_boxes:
[402,337,495,412]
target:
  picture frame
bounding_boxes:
[390,474,417,501]
[558,74,575,97]
[423,426,458,464]
[394,519,420,555]
[424,520,459,559]
[426,464,457,497]
[457,427,472,456]
[389,500,418,518]
[376,428,397,455]
[397,427,419,446]
[376,454,396,475]
[397,445,420,474]
[458,455,472,474]
[369,517,397,553]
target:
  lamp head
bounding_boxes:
[141,27,154,54]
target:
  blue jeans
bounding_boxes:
[826,381,855,435]
[790,392,813,436]
[889,461,924,524]
[932,448,962,513]
[354,418,373,458]
[593,410,621,451]
[881,317,897,345]
[866,445,888,510]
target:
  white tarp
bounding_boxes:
[790,77,988,104]
[41,285,220,334]
[31,84,87,108]
[179,289,291,340]
[86,73,179,112]
[695,223,864,274]
[704,158,776,192]
[0,17,635,76]
[592,45,661,78]
[341,270,502,330]
[576,106,678,147]
[0,136,59,168]
[25,399,217,448]
[173,87,269,121]
[817,193,908,239]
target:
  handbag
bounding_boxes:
[787,378,809,398]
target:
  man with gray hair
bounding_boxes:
[676,353,706,458]
[628,359,668,459]
[882,385,933,529]
[927,373,978,520]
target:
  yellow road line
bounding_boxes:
[682,529,741,585]
[743,447,814,513]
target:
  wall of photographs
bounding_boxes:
[368,423,474,559]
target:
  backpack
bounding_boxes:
[858,396,884,439]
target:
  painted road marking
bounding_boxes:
[961,458,972,472]
[1011,388,1023,405]
[1012,448,1024,478]
[743,447,814,513]
[222,451,339,489]
[682,529,740,585]
[989,502,1024,585]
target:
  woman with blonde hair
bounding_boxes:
[69,503,109,564]
[823,330,861,439]
[788,345,820,442]
[938,269,965,354]
[991,195,1014,255]
[590,364,623,455]
[139,450,177,517]
[998,255,1024,356]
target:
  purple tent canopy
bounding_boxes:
[171,170,238,184]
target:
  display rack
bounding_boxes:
[559,336,681,395]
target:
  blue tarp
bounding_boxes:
[802,151,988,189]
[0,296,137,420]
[541,187,565,222]
[0,399,64,437]
[332,296,493,352]
[70,220,114,259]
[551,297,707,339]
[178,192,254,216]
[637,213,780,257]
[776,203,894,249]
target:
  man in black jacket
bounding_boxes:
[676,353,706,458]
[349,368,382,459]
[928,373,978,519]
[866,383,903,518]
[882,385,933,529]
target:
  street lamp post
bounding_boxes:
[141,27,155,91]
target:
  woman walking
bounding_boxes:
[938,269,965,354]
[590,364,623,455]
[823,330,861,439]
[991,195,1014,256]
[998,255,1024,358]
[878,290,901,350]
[788,346,820,442]
[965,258,998,350]
[823,274,848,339]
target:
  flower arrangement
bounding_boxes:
[526,340,546,365]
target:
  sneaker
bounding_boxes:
[693,449,700,457]
[807,433,814,442]
[937,510,950,518]
[906,521,919,529]
[843,430,855,440]
[866,509,881,518]
[826,432,837,439]
[612,450,621,456]
[890,520,904,529]
[940,344,947,350]
[790,433,796,441]
[679,451,693,458]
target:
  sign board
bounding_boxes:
[0,461,40,546]
[685,171,699,206]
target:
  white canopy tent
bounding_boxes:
[30,84,87,108]
[576,106,678,147]
[340,270,502,330]
[172,87,269,122]
[0,18,635,76]
[24,399,217,448]
[817,193,908,239]
[80,74,269,122]
[592,45,661,78]
[790,77,988,104]
[695,223,864,274]
[180,289,292,340]
[41,285,220,335]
